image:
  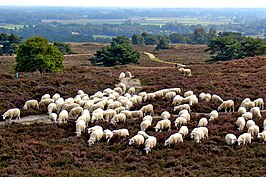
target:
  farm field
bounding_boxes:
[0,43,266,176]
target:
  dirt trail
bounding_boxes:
[144,52,186,67]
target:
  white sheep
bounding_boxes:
[69,107,83,120]
[137,131,149,139]
[237,107,247,116]
[154,119,171,132]
[112,128,129,137]
[218,100,234,112]
[75,119,86,137]
[174,117,187,127]
[105,109,117,122]
[179,68,192,76]
[115,106,126,113]
[110,113,126,125]
[144,136,157,154]
[76,109,91,125]
[199,93,206,101]
[164,91,177,100]
[240,98,251,107]
[254,98,264,110]
[119,72,126,80]
[49,113,57,124]
[164,133,183,146]
[247,125,259,138]
[184,91,193,97]
[87,125,103,134]
[209,110,219,121]
[191,128,204,143]
[211,94,223,103]
[77,90,85,95]
[47,103,57,114]
[204,93,212,102]
[198,127,209,139]
[236,117,246,131]
[172,95,183,105]
[62,103,80,112]
[225,133,237,145]
[140,104,154,116]
[130,110,143,118]
[174,104,191,112]
[39,99,54,108]
[41,94,51,100]
[88,129,104,146]
[129,134,145,146]
[242,112,253,120]
[188,96,198,106]
[237,133,252,146]
[161,111,171,119]
[178,126,189,137]
[58,110,68,124]
[257,131,266,143]
[52,93,60,101]
[104,129,114,144]
[2,108,20,122]
[243,101,255,111]
[197,117,208,127]
[107,101,122,110]
[91,112,104,123]
[140,119,152,131]
[127,87,136,95]
[23,100,39,110]
[250,107,262,119]
[246,120,255,129]
[138,92,147,99]
[142,115,153,122]
[114,87,123,95]
[143,93,156,101]
[178,109,189,116]
[125,71,132,78]
[116,83,126,94]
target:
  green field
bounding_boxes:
[0,24,24,29]
[42,17,233,26]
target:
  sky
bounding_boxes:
[1,0,266,8]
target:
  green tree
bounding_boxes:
[169,33,187,44]
[53,41,73,55]
[15,36,63,73]
[131,34,144,45]
[91,36,140,66]
[155,36,171,50]
[141,32,158,45]
[191,28,207,44]
[0,33,22,56]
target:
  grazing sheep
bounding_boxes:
[242,112,253,120]
[141,104,154,116]
[199,93,206,101]
[172,95,183,105]
[179,68,192,76]
[178,126,189,137]
[137,131,149,139]
[91,112,104,123]
[39,99,54,108]
[154,119,171,132]
[104,129,114,144]
[237,133,252,146]
[257,131,266,143]
[88,129,104,146]
[112,128,129,137]
[238,107,247,116]
[2,108,20,122]
[209,110,219,121]
[240,98,251,107]
[41,94,51,100]
[236,117,246,131]
[23,100,39,110]
[114,87,123,95]
[47,103,57,114]
[140,119,152,131]
[130,110,144,118]
[138,92,147,99]
[197,117,208,127]
[127,87,136,95]
[69,107,83,120]
[179,109,189,116]
[52,93,60,101]
[76,109,91,124]
[75,120,86,137]
[174,104,191,112]
[58,110,68,124]
[250,107,262,119]
[119,72,126,80]
[191,128,204,143]
[225,134,237,145]
[116,83,126,94]
[62,103,80,112]
[129,134,145,146]
[211,94,224,103]
[164,91,177,100]
[184,91,193,97]
[246,120,255,129]
[77,90,85,95]
[107,101,122,110]
[218,100,234,112]
[164,133,183,146]
[204,93,212,102]
[254,98,264,110]
[144,136,157,154]
[49,113,57,124]
[161,111,171,119]
[142,115,153,122]
[188,95,198,106]
[125,71,132,78]
[243,101,255,111]
[115,106,126,113]
[143,93,156,101]
[198,127,209,139]
[105,109,117,122]
[110,113,126,125]
[174,117,187,127]
[87,125,103,134]
[247,125,259,138]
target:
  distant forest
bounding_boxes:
[0,7,266,42]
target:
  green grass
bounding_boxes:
[0,24,24,30]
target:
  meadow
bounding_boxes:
[0,43,265,176]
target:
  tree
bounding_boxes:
[190,28,207,44]
[0,33,22,56]
[155,36,171,50]
[91,36,140,66]
[169,33,187,44]
[15,36,63,73]
[141,32,158,45]
[131,34,144,45]
[205,33,266,61]
[53,41,73,55]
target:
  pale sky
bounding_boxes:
[1,0,266,8]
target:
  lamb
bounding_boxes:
[68,107,83,120]
[174,117,187,127]
[236,117,246,131]
[225,133,237,145]
[140,104,154,116]
[127,87,136,95]
[179,68,192,76]
[52,93,60,101]
[197,117,208,127]
[129,134,145,146]
[211,94,223,103]
[87,125,103,134]
[209,110,219,121]
[237,133,252,145]
[246,120,255,129]
[140,119,152,131]
[110,113,126,125]
[112,128,129,137]
[247,125,259,138]
[39,99,54,108]
[174,104,191,112]
[161,111,171,119]
[257,131,266,143]
[104,129,114,144]
[237,107,247,116]
[41,94,51,100]
[47,103,57,114]
[49,113,57,124]
[119,72,126,80]
[164,133,183,146]
[242,112,253,120]
[178,126,189,137]
[254,98,264,110]
[58,110,68,124]
[184,91,193,97]
[2,108,20,122]
[217,100,234,112]
[23,100,39,110]
[250,107,262,119]
[88,129,104,146]
[154,119,171,132]
[144,136,157,154]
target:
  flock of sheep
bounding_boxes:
[1,70,265,154]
